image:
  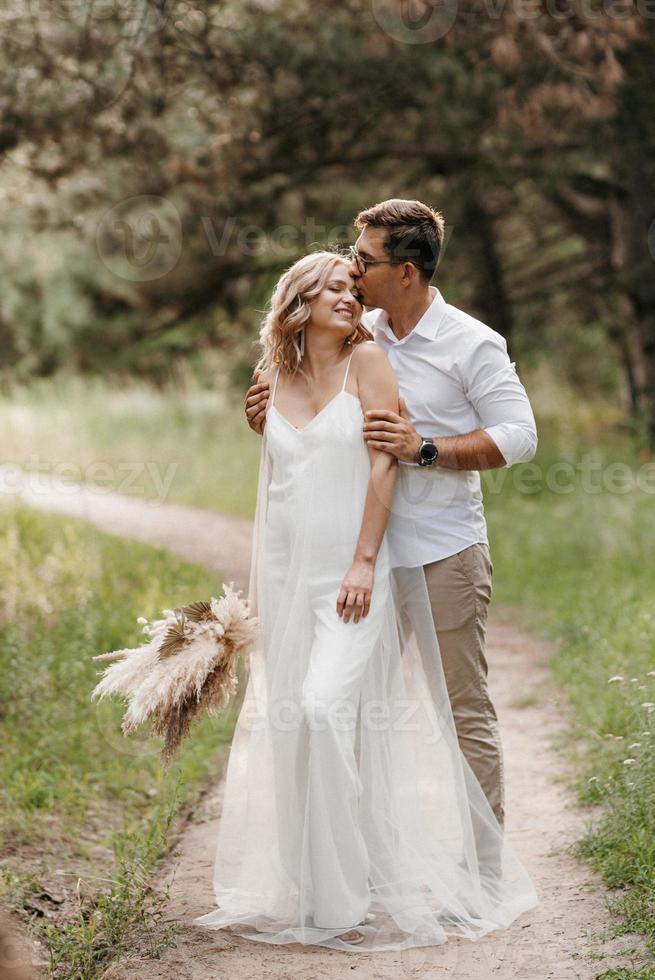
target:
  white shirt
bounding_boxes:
[363,288,537,568]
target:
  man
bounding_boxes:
[245,198,537,829]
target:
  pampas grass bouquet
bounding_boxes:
[91,585,258,766]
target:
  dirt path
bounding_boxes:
[3,471,639,979]
[0,467,252,590]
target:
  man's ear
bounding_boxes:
[401,262,418,286]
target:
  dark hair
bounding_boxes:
[354,199,445,283]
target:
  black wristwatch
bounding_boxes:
[418,437,439,467]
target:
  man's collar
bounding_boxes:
[364,288,447,343]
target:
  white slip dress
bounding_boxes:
[194,349,538,951]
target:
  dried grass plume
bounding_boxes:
[91,585,258,766]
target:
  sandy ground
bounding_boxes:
[2,470,641,979]
[0,467,253,589]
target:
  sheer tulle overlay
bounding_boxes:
[193,370,537,952]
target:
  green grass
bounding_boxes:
[484,432,655,976]
[0,372,261,518]
[2,370,654,976]
[0,503,243,978]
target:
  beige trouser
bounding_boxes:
[423,542,505,829]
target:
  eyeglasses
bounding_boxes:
[348,245,419,276]
[348,245,399,275]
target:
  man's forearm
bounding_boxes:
[429,429,506,470]
[364,404,509,470]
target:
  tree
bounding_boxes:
[1,0,652,438]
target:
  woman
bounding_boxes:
[194,251,537,951]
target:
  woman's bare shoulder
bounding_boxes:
[353,340,393,376]
[352,341,397,407]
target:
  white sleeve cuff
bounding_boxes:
[484,422,538,467]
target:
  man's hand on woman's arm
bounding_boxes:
[363,328,537,471]
[244,373,270,434]
[363,400,507,469]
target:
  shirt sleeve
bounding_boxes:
[459,335,538,467]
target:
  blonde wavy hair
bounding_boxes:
[255,251,372,376]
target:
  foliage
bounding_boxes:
[484,430,655,974]
[1,2,653,434]
[0,503,241,977]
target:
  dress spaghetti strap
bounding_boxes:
[270,366,282,408]
[341,349,356,393]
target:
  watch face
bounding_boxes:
[420,441,438,462]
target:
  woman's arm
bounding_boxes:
[337,342,399,624]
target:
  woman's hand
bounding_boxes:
[336,559,374,624]
[244,372,270,434]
